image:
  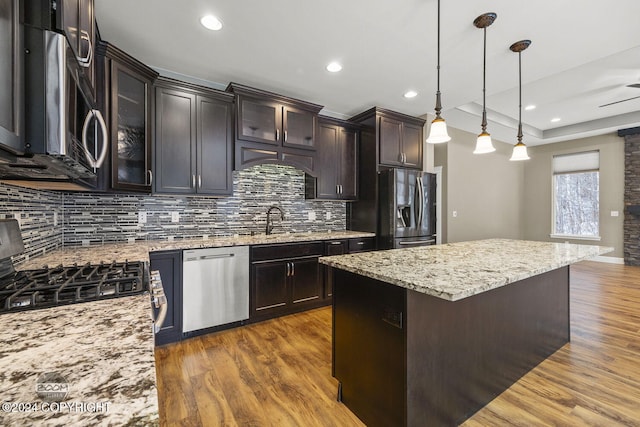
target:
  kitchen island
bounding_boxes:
[319,239,613,427]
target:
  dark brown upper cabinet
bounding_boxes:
[96,42,158,192]
[351,107,426,170]
[55,0,96,94]
[306,117,358,200]
[155,78,234,196]
[0,0,23,154]
[227,83,323,175]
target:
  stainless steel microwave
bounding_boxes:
[0,26,107,181]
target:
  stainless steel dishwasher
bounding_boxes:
[182,246,249,333]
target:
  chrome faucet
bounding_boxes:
[266,206,284,235]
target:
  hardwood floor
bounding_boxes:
[155,261,640,426]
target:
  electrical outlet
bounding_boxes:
[12,213,21,228]
[325,212,332,220]
[81,240,90,247]
[171,212,179,223]
[308,211,316,221]
[53,212,58,226]
[138,211,147,224]
[127,237,136,244]
[611,210,619,217]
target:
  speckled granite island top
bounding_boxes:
[320,239,613,301]
[0,294,158,426]
[18,231,374,269]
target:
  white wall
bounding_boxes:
[433,126,525,243]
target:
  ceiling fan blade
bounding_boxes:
[599,95,640,107]
[628,84,640,89]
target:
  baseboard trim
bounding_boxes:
[591,256,625,264]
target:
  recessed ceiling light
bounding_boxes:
[326,62,342,73]
[201,15,223,31]
[550,117,561,123]
[524,105,536,111]
[404,90,418,99]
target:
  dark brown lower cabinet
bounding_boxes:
[333,266,570,426]
[250,242,326,322]
[322,237,375,299]
[149,250,182,346]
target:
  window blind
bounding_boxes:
[552,150,599,174]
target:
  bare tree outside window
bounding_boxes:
[553,171,599,237]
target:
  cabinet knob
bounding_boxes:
[284,130,288,142]
[276,129,280,141]
[192,175,196,188]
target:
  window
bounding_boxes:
[552,151,600,239]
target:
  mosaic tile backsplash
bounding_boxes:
[0,183,63,264]
[1,165,347,260]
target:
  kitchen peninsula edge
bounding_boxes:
[319,239,613,426]
[17,231,375,269]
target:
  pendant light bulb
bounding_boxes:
[426,0,451,144]
[510,141,530,161]
[427,115,450,144]
[473,13,497,155]
[509,39,532,162]
[474,131,495,154]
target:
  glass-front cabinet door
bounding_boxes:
[111,61,152,191]
[237,96,281,145]
[283,106,315,150]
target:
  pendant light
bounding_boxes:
[509,40,531,161]
[426,0,451,144]
[473,13,497,154]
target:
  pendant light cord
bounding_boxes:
[481,27,487,132]
[437,0,441,93]
[517,51,523,142]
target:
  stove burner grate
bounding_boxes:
[0,260,147,313]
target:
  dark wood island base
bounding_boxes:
[332,266,570,426]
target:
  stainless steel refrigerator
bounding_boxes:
[378,168,437,249]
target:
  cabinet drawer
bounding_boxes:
[251,241,323,262]
[349,237,375,253]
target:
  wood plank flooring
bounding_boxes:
[155,261,640,426]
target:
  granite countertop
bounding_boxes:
[0,294,158,426]
[320,238,613,301]
[18,230,375,269]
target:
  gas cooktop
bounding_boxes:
[0,260,147,313]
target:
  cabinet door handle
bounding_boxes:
[286,262,290,277]
[198,175,202,188]
[284,130,288,142]
[336,184,339,195]
[330,241,342,245]
[192,175,196,188]
[291,262,295,276]
[147,170,153,186]
[276,129,280,141]
[340,184,343,194]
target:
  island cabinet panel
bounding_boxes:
[150,250,183,346]
[155,78,234,195]
[332,266,570,427]
[250,242,325,322]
